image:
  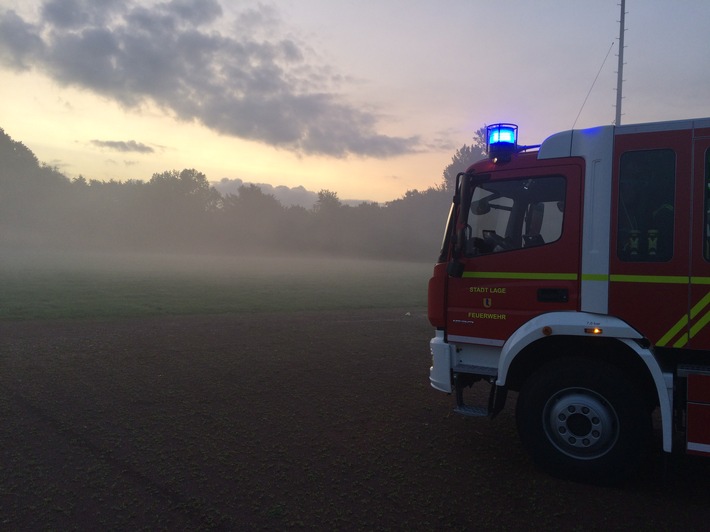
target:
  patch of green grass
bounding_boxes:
[0,251,432,320]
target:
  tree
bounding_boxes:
[220,184,285,252]
[312,190,343,253]
[149,169,221,212]
[143,169,222,250]
[0,128,39,179]
[441,126,487,192]
[224,184,283,213]
[384,187,451,260]
[313,189,341,214]
[0,127,72,249]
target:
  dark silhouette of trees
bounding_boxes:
[143,169,222,250]
[0,127,462,260]
[313,190,341,214]
[441,125,487,192]
[384,187,451,260]
[148,169,221,212]
[0,128,71,247]
[311,190,344,254]
[220,184,285,252]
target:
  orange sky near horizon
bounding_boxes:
[2,1,709,204]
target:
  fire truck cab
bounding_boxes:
[428,119,710,483]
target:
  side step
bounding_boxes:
[453,364,498,377]
[452,365,499,418]
[677,363,710,377]
[454,404,490,417]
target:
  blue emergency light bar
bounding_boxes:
[486,123,518,162]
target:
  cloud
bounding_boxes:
[0,10,44,69]
[91,139,155,153]
[0,0,419,158]
[215,178,319,209]
[214,178,372,208]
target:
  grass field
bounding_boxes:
[0,251,432,320]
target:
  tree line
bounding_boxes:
[0,127,484,261]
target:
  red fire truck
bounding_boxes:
[428,119,710,483]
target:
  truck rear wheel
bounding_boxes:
[515,357,649,484]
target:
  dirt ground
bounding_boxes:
[1,308,709,530]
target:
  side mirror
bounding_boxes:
[447,259,464,278]
[470,198,490,215]
[449,172,474,278]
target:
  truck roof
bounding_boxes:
[539,116,710,160]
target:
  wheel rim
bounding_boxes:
[542,387,619,460]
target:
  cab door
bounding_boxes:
[445,160,583,346]
[608,127,692,346]
[687,127,710,350]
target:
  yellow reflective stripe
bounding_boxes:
[609,274,689,284]
[586,274,690,346]
[462,270,710,344]
[657,290,710,347]
[657,315,689,347]
[464,273,705,284]
[604,276,697,346]
[582,275,710,285]
[690,311,710,340]
[691,291,710,319]
[673,334,689,348]
[581,273,609,282]
[462,271,578,281]
[687,292,710,345]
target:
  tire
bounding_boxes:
[516,357,650,484]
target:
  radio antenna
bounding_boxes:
[572,40,615,130]
[614,0,627,125]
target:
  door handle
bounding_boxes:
[537,288,569,303]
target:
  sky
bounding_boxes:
[1,0,709,205]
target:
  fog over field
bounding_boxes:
[4,248,430,281]
[1,248,432,321]
[1,127,455,264]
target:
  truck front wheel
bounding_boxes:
[515,357,649,484]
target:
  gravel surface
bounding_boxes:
[1,308,709,530]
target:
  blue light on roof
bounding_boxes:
[486,123,518,162]
[487,124,517,146]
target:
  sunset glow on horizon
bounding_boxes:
[1,0,709,204]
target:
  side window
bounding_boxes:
[617,149,675,262]
[465,176,565,256]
